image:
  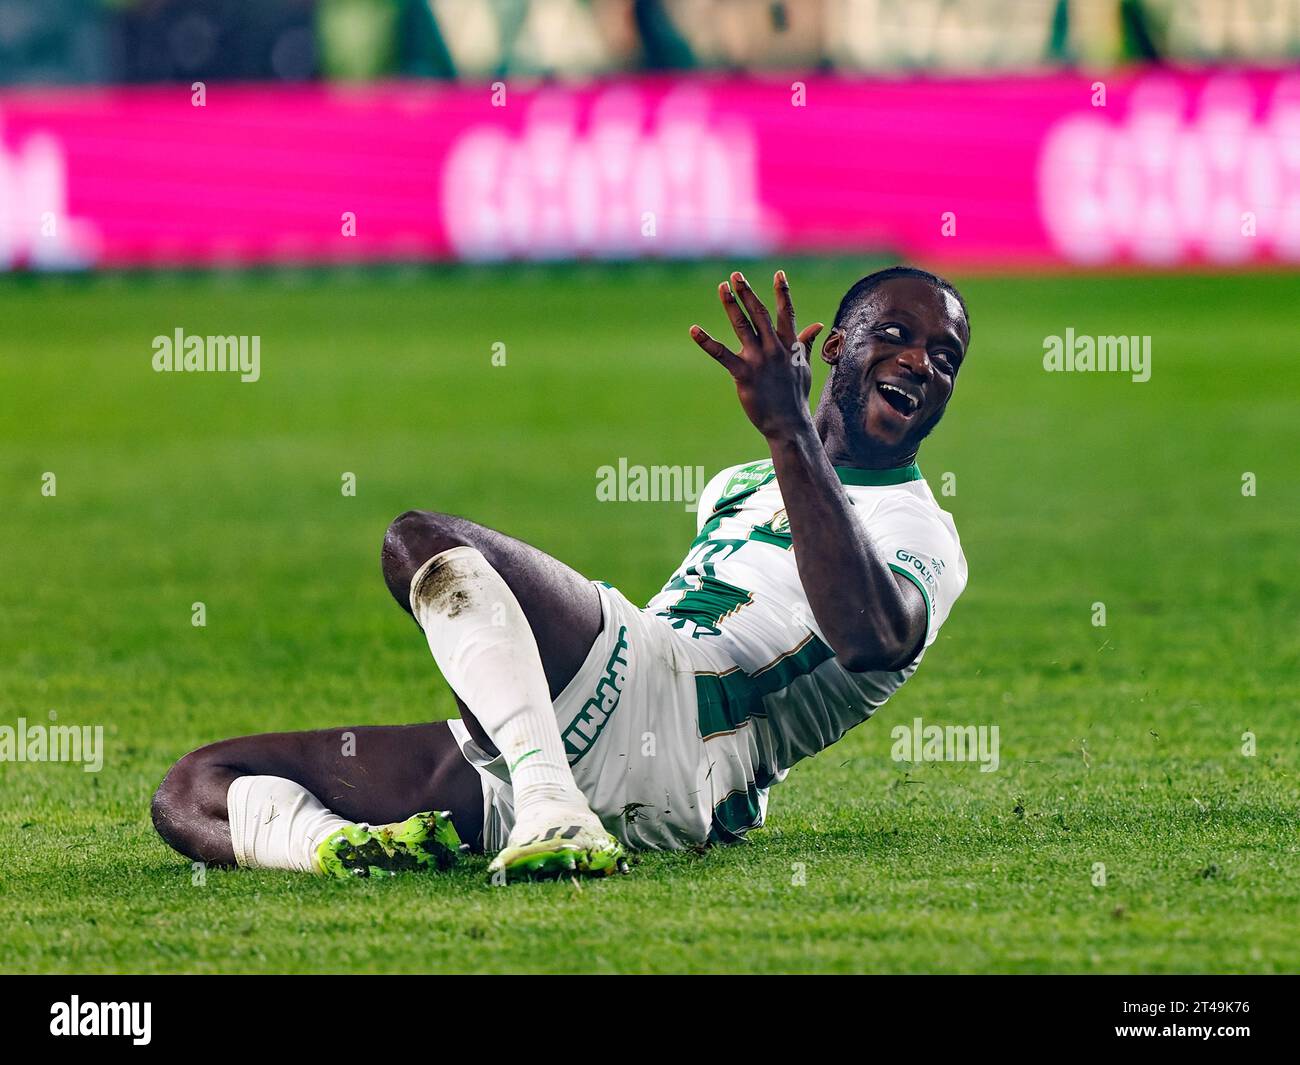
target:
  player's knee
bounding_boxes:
[150,747,219,857]
[381,509,473,609]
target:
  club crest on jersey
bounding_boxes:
[749,508,793,550]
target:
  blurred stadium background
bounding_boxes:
[6,0,1300,82]
[1,1,1299,271]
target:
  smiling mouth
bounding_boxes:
[876,381,921,418]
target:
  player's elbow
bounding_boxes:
[835,632,914,673]
[837,647,895,673]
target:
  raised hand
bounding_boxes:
[690,270,824,441]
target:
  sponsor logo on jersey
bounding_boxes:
[894,549,937,588]
[562,625,630,764]
[722,460,774,497]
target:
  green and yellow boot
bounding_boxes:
[488,822,629,883]
[315,810,463,879]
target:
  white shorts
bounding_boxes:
[447,582,771,851]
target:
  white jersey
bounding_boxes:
[641,458,967,838]
[454,457,967,851]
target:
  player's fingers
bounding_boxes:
[795,321,824,371]
[731,271,776,344]
[797,321,824,351]
[774,269,797,344]
[690,325,745,376]
[718,281,758,350]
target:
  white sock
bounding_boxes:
[226,775,351,874]
[409,546,588,825]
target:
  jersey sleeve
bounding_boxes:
[695,459,780,532]
[695,465,741,532]
[867,496,967,652]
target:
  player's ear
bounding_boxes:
[821,328,844,366]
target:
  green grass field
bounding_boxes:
[1,262,1296,974]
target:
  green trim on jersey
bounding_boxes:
[708,460,919,514]
[748,508,793,550]
[888,562,935,648]
[660,463,779,629]
[693,462,919,555]
[660,574,754,634]
[834,463,922,486]
[695,632,835,739]
[702,464,777,531]
[888,562,934,619]
[708,784,764,844]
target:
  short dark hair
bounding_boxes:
[832,265,970,340]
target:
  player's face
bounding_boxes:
[826,277,968,456]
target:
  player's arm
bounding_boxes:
[690,270,925,672]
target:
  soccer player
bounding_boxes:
[151,266,970,882]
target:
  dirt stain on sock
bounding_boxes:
[416,558,480,620]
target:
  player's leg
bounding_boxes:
[381,509,627,879]
[151,721,482,877]
[382,509,602,712]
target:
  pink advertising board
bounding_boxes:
[1,71,1298,270]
